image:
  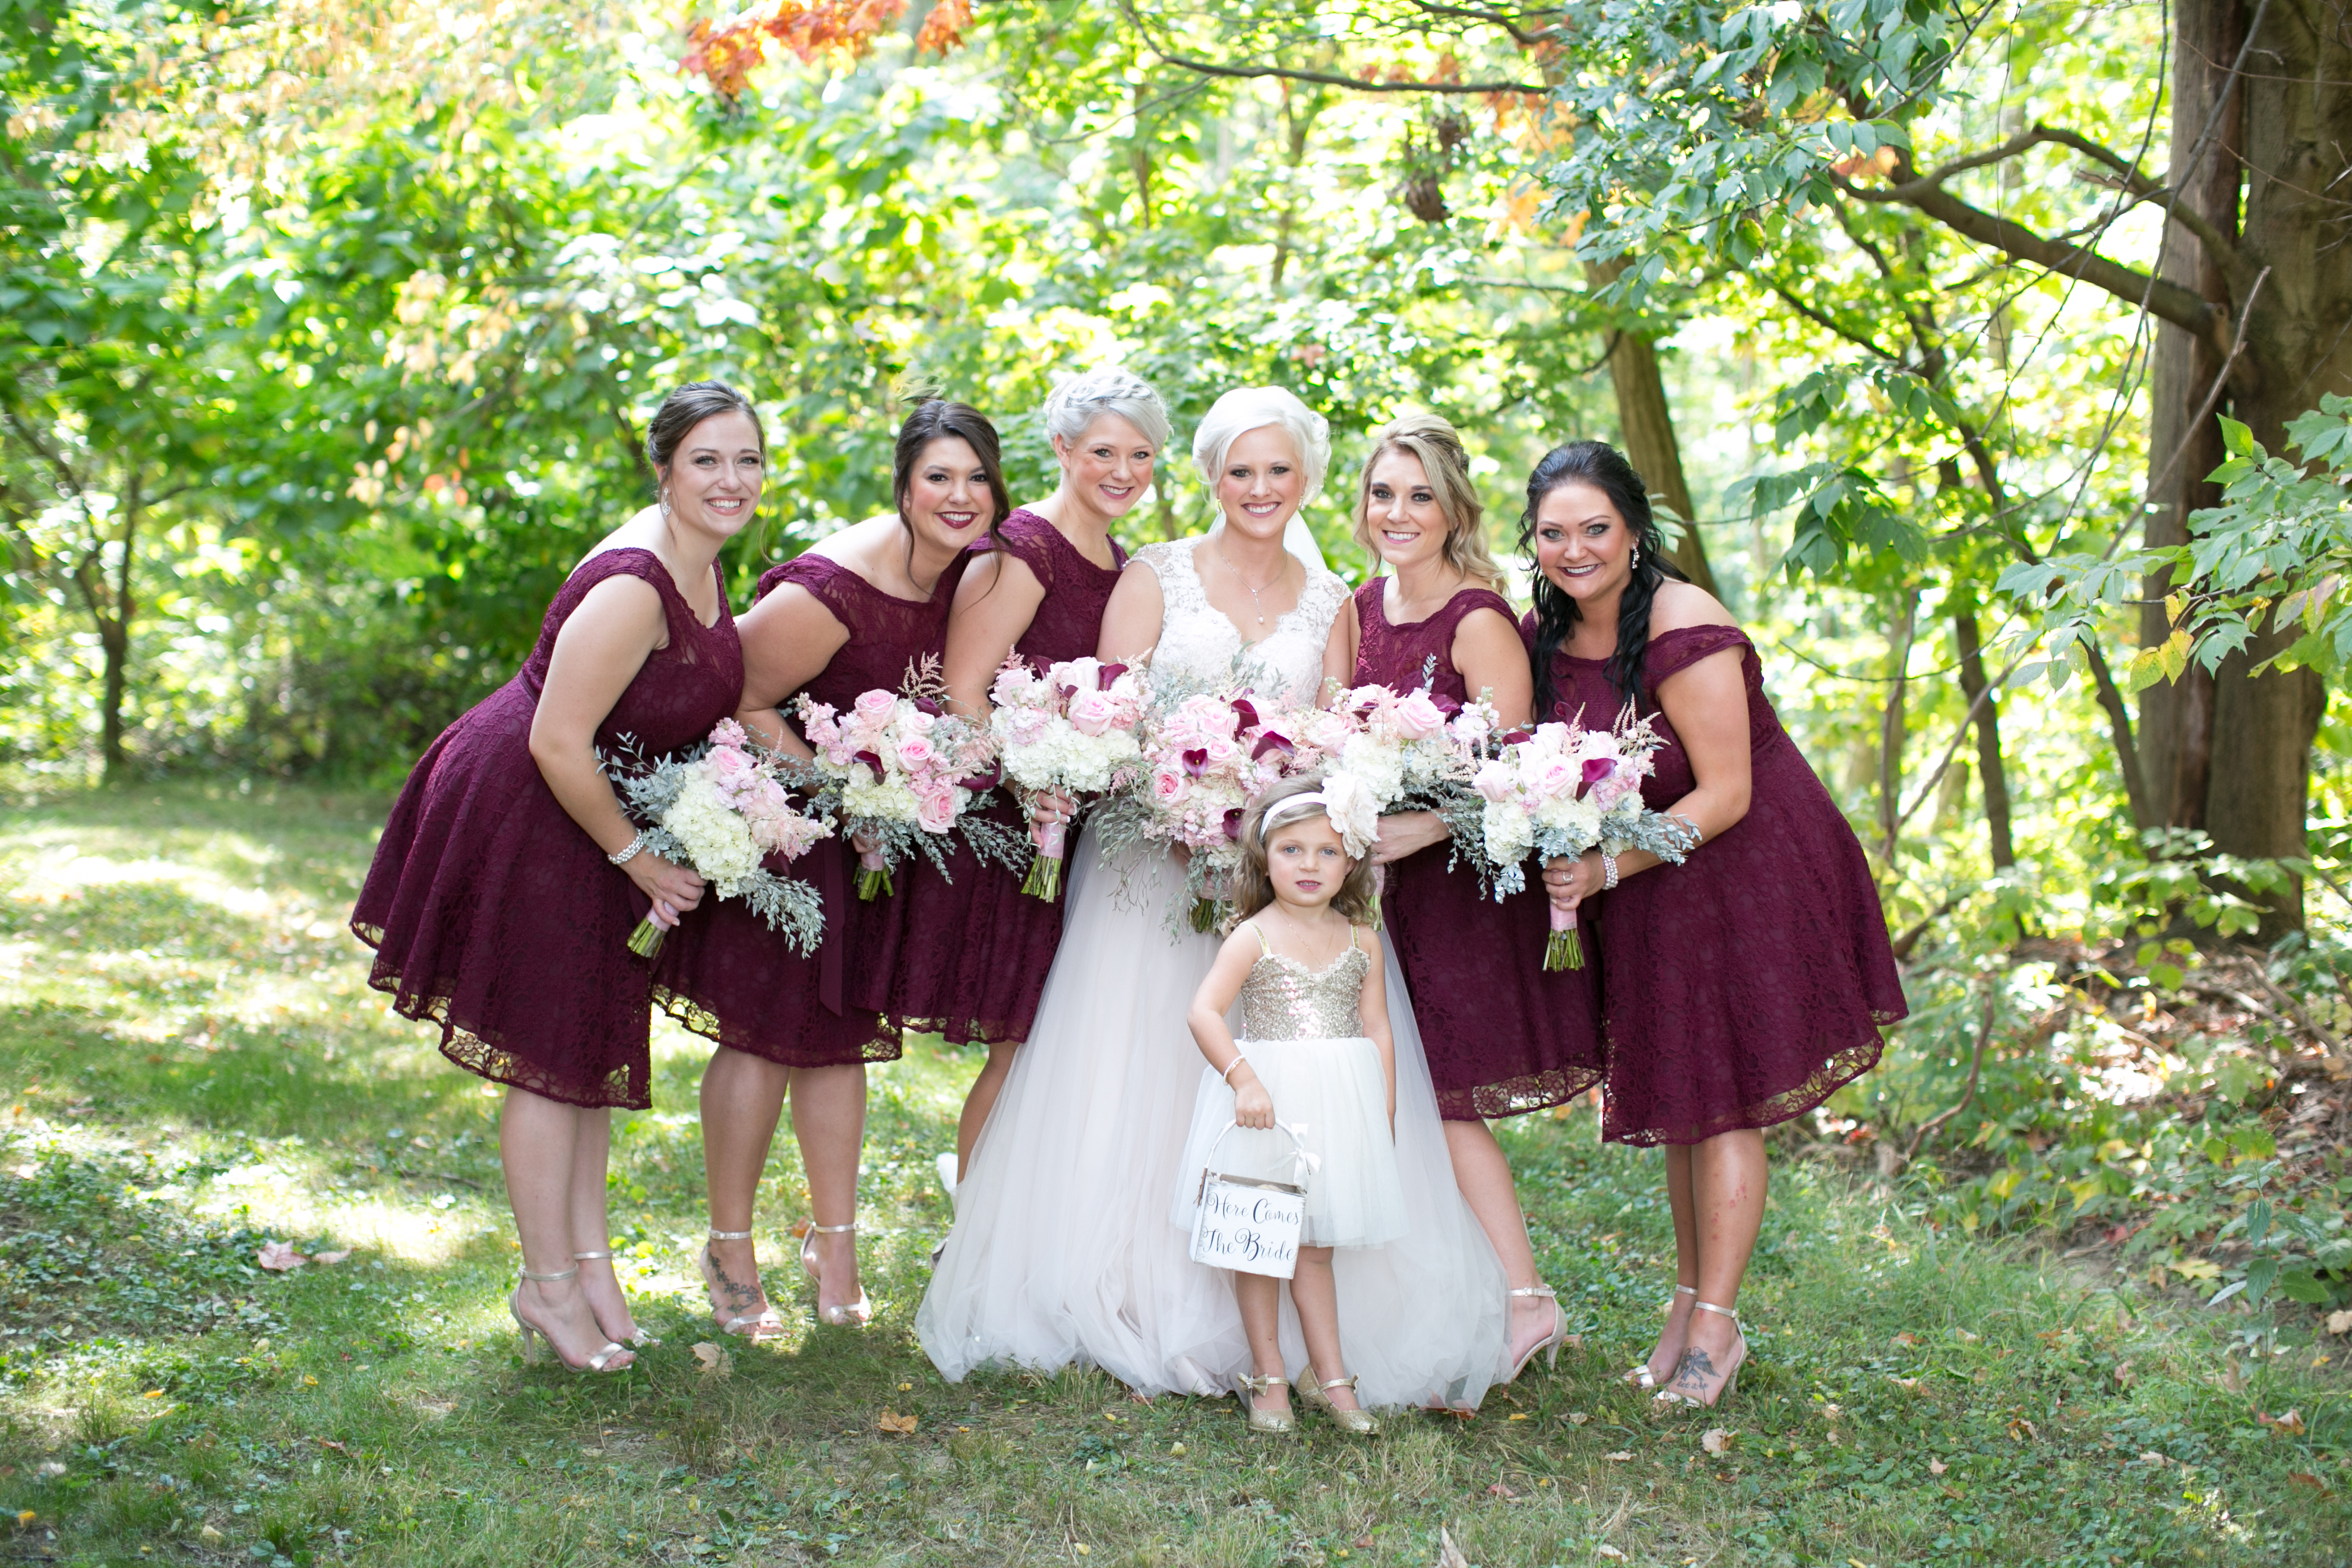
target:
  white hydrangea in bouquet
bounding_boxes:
[602,719,833,959]
[1466,706,1700,970]
[795,664,1026,900]
[1104,685,1335,932]
[988,654,1149,900]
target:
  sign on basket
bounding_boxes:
[1188,1121,1311,1281]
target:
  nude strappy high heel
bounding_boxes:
[1237,1373,1294,1434]
[1652,1300,1747,1408]
[1624,1284,1697,1389]
[799,1221,871,1327]
[694,1228,784,1341]
[1297,1371,1380,1436]
[1504,1283,1570,1382]
[510,1264,631,1373]
[571,1249,659,1348]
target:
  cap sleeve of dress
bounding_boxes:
[1128,539,1179,580]
[977,511,1057,592]
[1645,624,1752,685]
[756,554,853,618]
[1447,589,1518,634]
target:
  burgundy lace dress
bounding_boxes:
[1539,622,1906,1145]
[1354,583,1604,1121]
[352,548,743,1110]
[871,509,1128,1045]
[651,552,967,1066]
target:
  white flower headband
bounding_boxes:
[1262,773,1380,861]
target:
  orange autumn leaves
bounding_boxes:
[682,0,970,102]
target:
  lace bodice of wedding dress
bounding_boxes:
[1130,535,1348,707]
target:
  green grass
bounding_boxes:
[0,782,2344,1566]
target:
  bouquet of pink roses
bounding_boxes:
[602,719,832,959]
[796,671,1021,899]
[1115,685,1337,931]
[1314,681,1498,922]
[1466,707,1699,969]
[988,655,1149,900]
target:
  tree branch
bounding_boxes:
[1898,982,1997,1168]
[1153,52,1545,94]
[1403,0,1563,49]
[1838,156,2221,343]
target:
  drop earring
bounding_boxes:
[1631,543,1641,570]
[659,488,672,521]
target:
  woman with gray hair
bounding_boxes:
[920,385,1508,1412]
[915,367,1172,1192]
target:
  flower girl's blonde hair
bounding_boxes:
[1232,776,1379,924]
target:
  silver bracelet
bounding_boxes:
[1601,851,1620,892]
[608,832,649,867]
[1222,1055,1248,1085]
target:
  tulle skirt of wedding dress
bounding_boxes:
[915,823,1510,1410]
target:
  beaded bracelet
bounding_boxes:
[608,832,649,867]
[1601,851,1620,892]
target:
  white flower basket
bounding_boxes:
[1188,1121,1311,1280]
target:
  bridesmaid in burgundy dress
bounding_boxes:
[351,381,764,1373]
[1321,415,1595,1382]
[1526,440,1905,1408]
[653,401,1008,1336]
[929,366,1171,1190]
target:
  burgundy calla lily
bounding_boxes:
[1574,756,1615,799]
[1096,663,1128,691]
[1182,747,1210,778]
[1251,731,1295,761]
[911,696,944,716]
[1230,697,1260,731]
[1222,808,1244,840]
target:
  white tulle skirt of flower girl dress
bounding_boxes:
[915,823,1510,1411]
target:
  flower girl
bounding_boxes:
[1177,776,1405,1435]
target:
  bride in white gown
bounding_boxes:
[916,387,1509,1409]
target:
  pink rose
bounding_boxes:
[900,707,937,733]
[1392,691,1447,740]
[1473,760,1516,803]
[853,690,897,720]
[1151,766,1190,805]
[1534,759,1580,799]
[915,785,958,834]
[896,735,937,769]
[1199,735,1240,767]
[707,745,751,783]
[1066,688,1118,736]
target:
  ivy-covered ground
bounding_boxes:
[0,785,2342,1567]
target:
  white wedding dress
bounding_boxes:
[915,532,1510,1409]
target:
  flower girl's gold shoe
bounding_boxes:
[1237,1373,1294,1434]
[1298,1371,1380,1436]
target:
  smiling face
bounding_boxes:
[902,435,994,554]
[1264,812,1349,911]
[1362,447,1450,574]
[663,410,764,541]
[1215,425,1307,544]
[1053,413,1156,523]
[1532,478,1636,608]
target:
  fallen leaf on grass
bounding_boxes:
[1928,1458,1947,1475]
[1595,1547,1626,1561]
[1887,1376,1922,1392]
[2112,1360,2135,1388]
[311,1250,352,1265]
[1891,1332,1920,1348]
[257,1241,305,1271]
[1507,1412,1528,1421]
[876,1409,917,1436]
[1484,1482,1517,1499]
[2220,1360,2245,1393]
[1436,1525,1471,1568]
[1563,1411,1591,1425]
[1701,1428,1736,1455]
[2290,1472,2331,1493]
[2256,1409,2306,1436]
[2326,1310,2352,1336]
[2139,1450,2168,1466]
[2007,1418,2037,1441]
[1603,1450,1633,1462]
[1353,1537,1373,1550]
[690,1343,729,1379]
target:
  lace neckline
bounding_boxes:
[1166,533,1323,651]
[1370,580,1503,631]
[1009,507,1125,578]
[587,546,726,631]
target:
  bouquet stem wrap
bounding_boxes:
[1543,900,1584,972]
[856,848,893,901]
[1022,818,1066,901]
[627,915,668,959]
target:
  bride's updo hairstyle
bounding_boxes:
[893,398,1011,546]
[1044,365,1173,453]
[1350,413,1510,595]
[646,380,766,488]
[1231,775,1378,925]
[1191,385,1330,502]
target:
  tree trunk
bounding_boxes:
[1583,258,1719,597]
[1879,590,1917,865]
[2134,0,2350,934]
[1952,611,2015,870]
[99,476,137,784]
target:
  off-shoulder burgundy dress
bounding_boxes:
[1538,621,1905,1145]
[352,548,742,1110]
[651,551,968,1066]
[1354,582,1604,1121]
[868,509,1127,1046]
